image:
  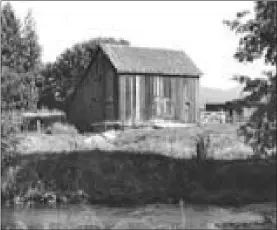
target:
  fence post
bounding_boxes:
[37,119,41,133]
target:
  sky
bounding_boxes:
[5,1,269,89]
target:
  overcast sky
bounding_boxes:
[5,1,268,89]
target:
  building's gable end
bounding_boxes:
[98,45,119,75]
[67,46,119,131]
[66,47,100,115]
[67,49,105,130]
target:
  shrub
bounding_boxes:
[47,122,79,135]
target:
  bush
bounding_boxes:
[46,122,79,135]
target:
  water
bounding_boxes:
[1,203,275,229]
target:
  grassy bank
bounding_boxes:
[15,123,253,160]
[2,149,276,207]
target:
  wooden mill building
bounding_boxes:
[67,44,203,131]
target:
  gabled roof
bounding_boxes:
[100,44,203,76]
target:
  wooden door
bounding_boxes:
[151,76,175,120]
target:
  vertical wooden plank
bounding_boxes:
[153,76,157,97]
[194,78,199,123]
[125,76,130,122]
[186,78,190,123]
[119,75,126,122]
[196,77,200,123]
[178,78,182,121]
[171,77,176,120]
[156,76,160,116]
[130,75,135,125]
[180,78,185,122]
[140,75,145,121]
[101,59,106,121]
[182,78,187,122]
[105,67,114,121]
[188,78,196,123]
[175,78,181,121]
[191,78,196,123]
[149,76,153,120]
[133,75,136,124]
[167,77,173,118]
[174,78,178,120]
[148,76,152,120]
[187,78,193,123]
[191,78,194,123]
[136,75,140,122]
[119,75,122,121]
[123,75,126,122]
[151,77,154,119]
[144,76,149,120]
[128,76,132,123]
[113,73,118,121]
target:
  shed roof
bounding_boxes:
[100,44,203,76]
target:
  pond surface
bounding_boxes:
[1,202,276,229]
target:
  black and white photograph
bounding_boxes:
[1,1,276,229]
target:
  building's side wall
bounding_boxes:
[67,51,116,131]
[119,75,200,125]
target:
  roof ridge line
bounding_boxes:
[100,43,189,53]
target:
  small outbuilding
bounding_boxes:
[67,44,203,131]
[203,100,259,124]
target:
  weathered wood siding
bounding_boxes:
[119,75,200,125]
[68,47,200,129]
[67,51,117,131]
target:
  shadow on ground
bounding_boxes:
[2,148,276,207]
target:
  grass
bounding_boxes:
[15,123,254,160]
[2,148,276,208]
[1,122,276,229]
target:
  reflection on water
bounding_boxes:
[1,203,274,229]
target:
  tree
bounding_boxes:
[21,9,42,110]
[224,1,276,158]
[1,2,23,71]
[21,9,42,72]
[1,3,43,168]
[1,3,42,111]
[39,37,130,111]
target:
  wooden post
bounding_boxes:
[196,135,206,162]
[37,119,41,133]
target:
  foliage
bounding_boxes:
[39,37,130,111]
[1,3,42,113]
[46,122,79,135]
[1,67,40,111]
[21,9,42,72]
[224,1,277,157]
[1,3,42,110]
[1,2,22,71]
[2,150,276,207]
[1,3,42,177]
